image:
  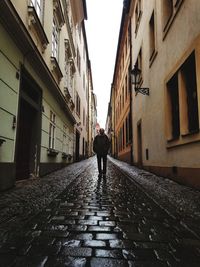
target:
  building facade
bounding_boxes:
[0,0,95,191]
[109,0,133,164]
[108,0,200,188]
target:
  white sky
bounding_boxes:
[85,0,123,128]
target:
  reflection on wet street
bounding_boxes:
[1,160,200,266]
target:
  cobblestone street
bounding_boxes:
[1,157,200,266]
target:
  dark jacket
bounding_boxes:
[93,134,110,156]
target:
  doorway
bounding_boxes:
[75,130,80,161]
[137,121,142,167]
[15,69,42,180]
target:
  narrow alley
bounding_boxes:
[1,157,200,267]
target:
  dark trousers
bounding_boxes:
[97,154,107,174]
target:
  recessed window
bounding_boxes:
[76,92,81,116]
[135,0,142,34]
[30,0,43,20]
[149,11,156,62]
[167,73,180,140]
[166,50,199,144]
[162,0,173,30]
[162,0,184,36]
[49,111,56,149]
[181,52,199,134]
[52,18,59,59]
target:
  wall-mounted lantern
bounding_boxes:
[131,64,149,96]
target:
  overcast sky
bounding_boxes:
[85,0,123,128]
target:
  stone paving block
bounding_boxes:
[79,211,95,216]
[99,221,116,227]
[96,233,119,240]
[109,240,134,249]
[68,233,93,240]
[90,257,128,267]
[95,248,124,259]
[68,225,88,231]
[83,240,106,247]
[61,247,92,257]
[88,215,103,220]
[45,256,87,267]
[78,219,98,225]
[97,211,112,216]
[88,226,111,232]
[58,239,81,247]
[42,224,68,231]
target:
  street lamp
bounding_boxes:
[131,64,149,96]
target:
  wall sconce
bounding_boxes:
[131,64,149,96]
[12,116,16,129]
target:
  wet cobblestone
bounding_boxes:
[0,157,200,266]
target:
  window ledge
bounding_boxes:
[28,6,49,52]
[0,138,6,146]
[47,148,59,157]
[166,132,200,148]
[51,56,63,82]
[181,130,199,137]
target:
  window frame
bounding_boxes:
[49,111,56,149]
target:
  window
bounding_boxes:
[135,0,142,33]
[77,48,81,73]
[162,0,184,34]
[166,50,199,143]
[49,111,56,149]
[181,52,199,133]
[30,0,43,20]
[76,92,81,116]
[149,11,156,62]
[62,125,69,153]
[167,74,180,139]
[162,0,173,30]
[52,18,59,59]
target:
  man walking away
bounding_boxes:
[93,128,110,178]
